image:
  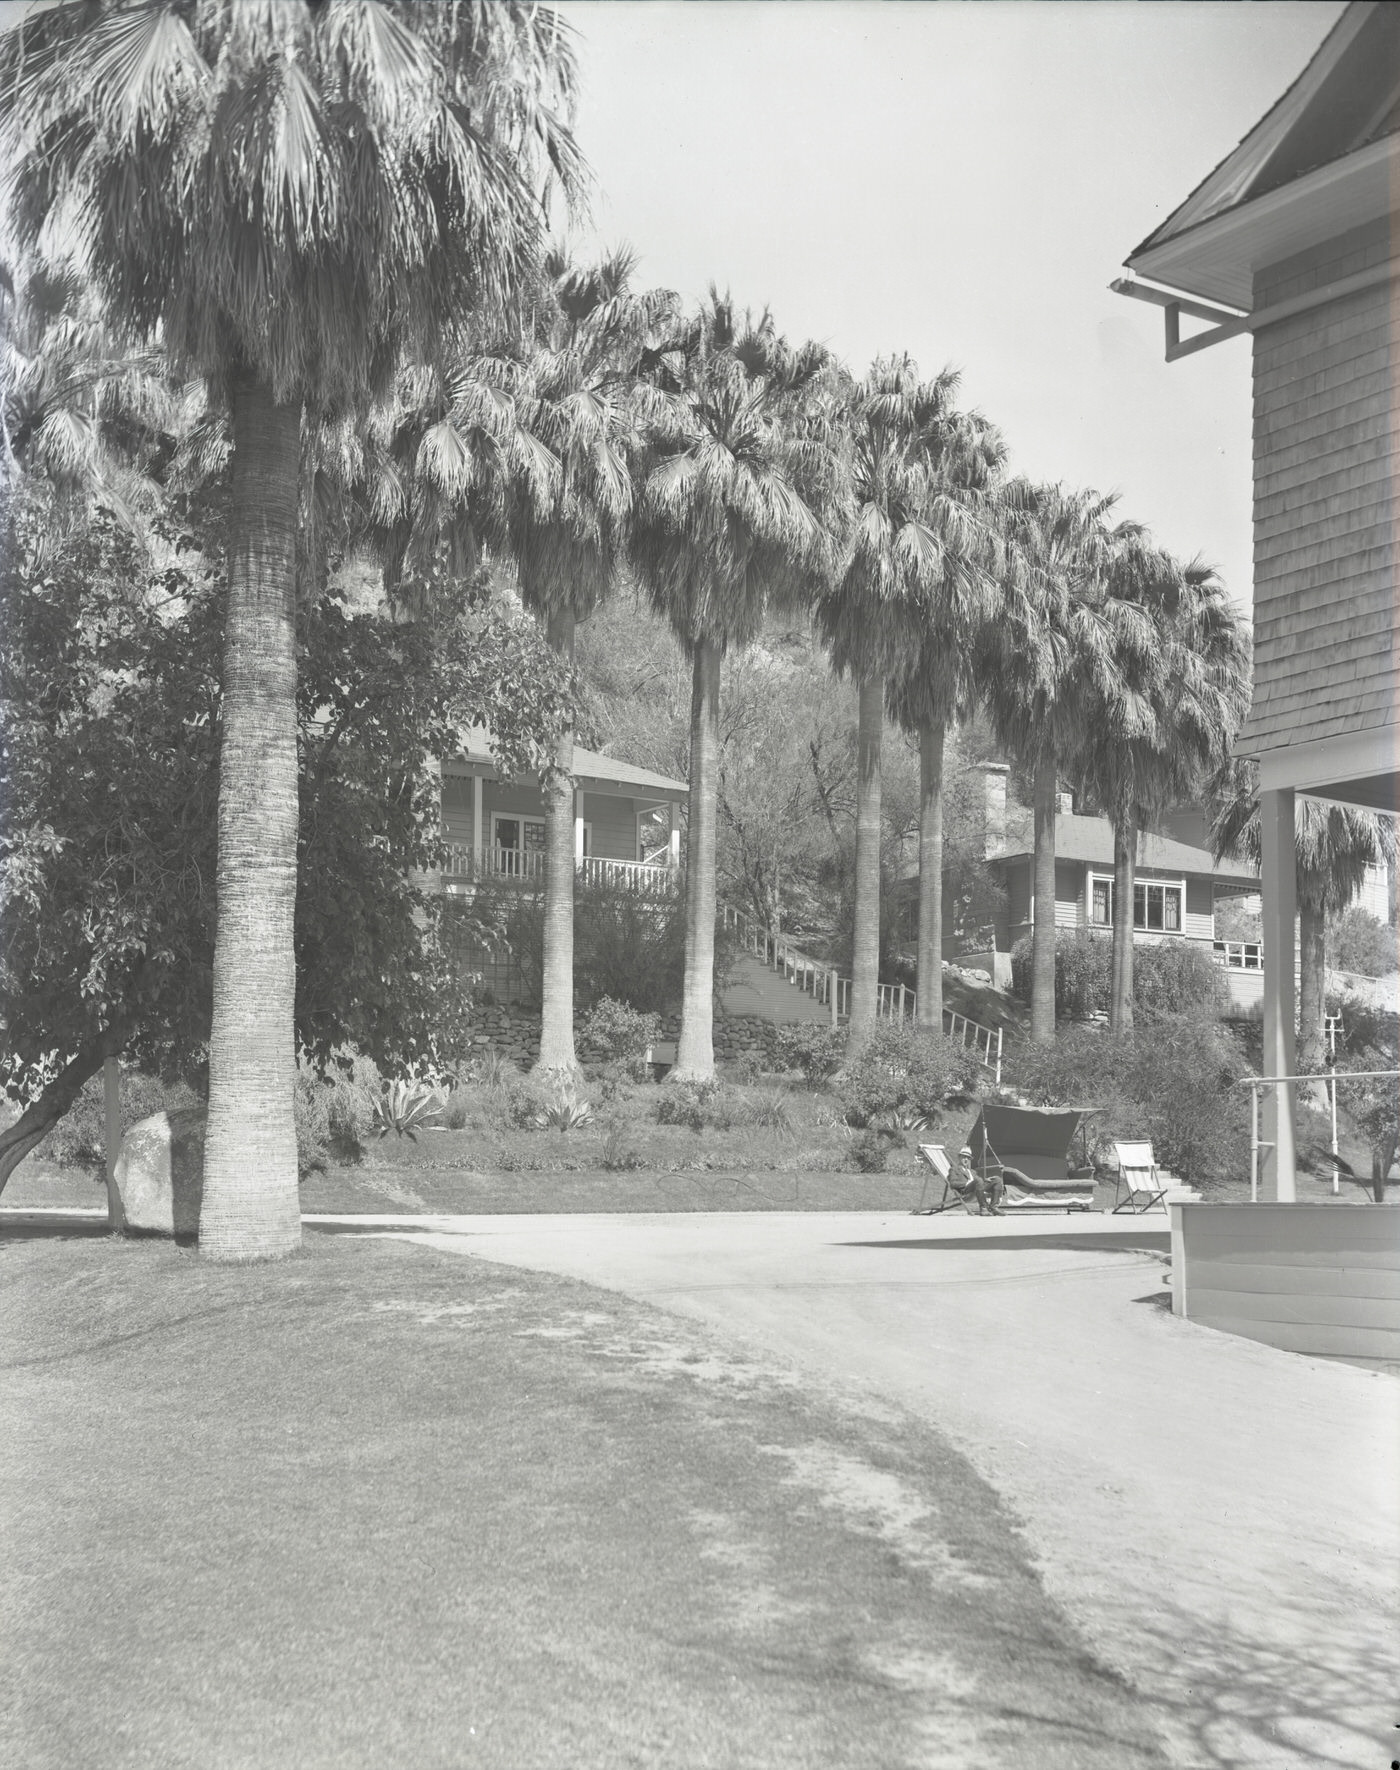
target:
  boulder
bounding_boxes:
[113,1107,206,1238]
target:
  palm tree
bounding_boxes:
[509,251,676,1074]
[630,294,835,1081]
[814,358,987,1052]
[1081,543,1250,1033]
[1212,761,1396,1070]
[1,0,583,1260]
[883,408,1006,1031]
[981,482,1119,1044]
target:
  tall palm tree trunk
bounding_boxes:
[1110,808,1137,1035]
[1298,900,1327,1072]
[915,719,945,1030]
[535,606,578,1075]
[673,637,722,1081]
[849,675,884,1054]
[1030,755,1058,1045]
[200,377,303,1262]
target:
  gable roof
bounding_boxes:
[1124,2,1400,308]
[991,812,1258,888]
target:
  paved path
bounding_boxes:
[309,1208,1399,1770]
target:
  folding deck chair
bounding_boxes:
[912,1144,978,1216]
[1111,1141,1170,1214]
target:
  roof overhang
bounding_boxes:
[1123,132,1399,312]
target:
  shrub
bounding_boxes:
[1328,906,1399,978]
[601,1120,646,1172]
[736,1088,792,1131]
[1011,928,1227,1021]
[656,1078,734,1132]
[536,1077,595,1132]
[293,1055,380,1173]
[837,1024,981,1130]
[1005,1016,1251,1186]
[725,1048,766,1086]
[772,1023,847,1086]
[1132,942,1227,1019]
[463,1047,517,1089]
[850,1131,888,1173]
[579,997,662,1073]
[1011,930,1110,1020]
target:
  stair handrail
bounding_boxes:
[720,901,1004,1080]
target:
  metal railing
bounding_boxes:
[1237,1069,1399,1201]
[720,903,1004,1081]
[443,844,677,895]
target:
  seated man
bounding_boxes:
[952,1145,1005,1216]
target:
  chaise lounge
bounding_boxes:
[966,1104,1101,1213]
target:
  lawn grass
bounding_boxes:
[1,1230,1168,1769]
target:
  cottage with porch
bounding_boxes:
[436,737,687,899]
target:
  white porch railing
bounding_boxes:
[579,854,675,896]
[720,903,1004,1081]
[443,843,676,895]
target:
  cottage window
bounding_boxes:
[1089,874,1183,933]
[492,814,547,875]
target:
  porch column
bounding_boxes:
[575,789,586,865]
[1260,786,1297,1202]
[669,800,681,872]
[471,772,483,869]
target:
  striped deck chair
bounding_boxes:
[1111,1141,1170,1214]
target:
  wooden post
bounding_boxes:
[103,1057,124,1230]
[574,788,586,866]
[1260,786,1298,1202]
[830,973,838,1028]
[669,801,681,874]
[471,772,483,871]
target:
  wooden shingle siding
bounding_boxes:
[1173,1202,1400,1361]
[1240,218,1397,761]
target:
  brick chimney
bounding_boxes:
[980,762,1009,859]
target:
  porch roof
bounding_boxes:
[449,730,687,799]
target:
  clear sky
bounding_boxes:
[556,0,1345,615]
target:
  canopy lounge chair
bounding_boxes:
[912,1144,979,1216]
[967,1104,1100,1213]
[1111,1141,1170,1214]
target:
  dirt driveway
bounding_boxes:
[318,1209,1400,1770]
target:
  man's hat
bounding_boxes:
[960,1146,973,1156]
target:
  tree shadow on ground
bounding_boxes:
[1098,1584,1393,1768]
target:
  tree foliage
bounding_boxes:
[0,492,573,1190]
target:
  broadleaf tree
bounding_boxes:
[0,491,573,1196]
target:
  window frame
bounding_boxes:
[1087,872,1186,935]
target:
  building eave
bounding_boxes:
[1124,132,1399,311]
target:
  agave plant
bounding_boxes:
[537,1078,595,1132]
[374,1080,444,1141]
